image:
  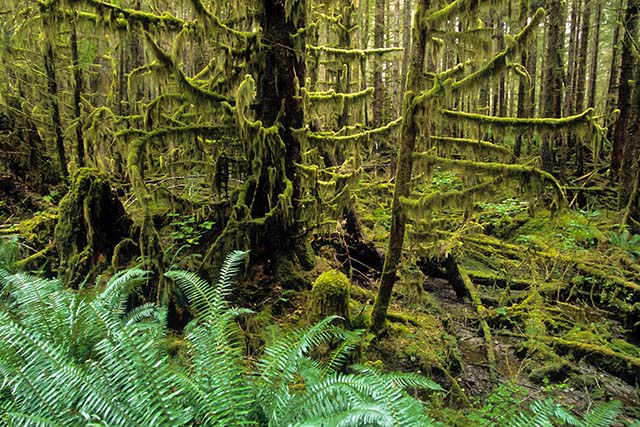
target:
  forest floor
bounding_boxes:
[2,170,640,423]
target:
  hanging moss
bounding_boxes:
[307,269,351,324]
[54,168,131,288]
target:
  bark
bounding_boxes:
[607,0,624,180]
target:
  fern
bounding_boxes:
[506,398,623,427]
[1,251,442,427]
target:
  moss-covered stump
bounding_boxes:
[307,270,351,324]
[54,168,131,287]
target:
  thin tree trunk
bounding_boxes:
[574,0,591,176]
[541,0,565,174]
[370,0,429,333]
[373,0,385,128]
[44,42,69,178]
[587,1,601,108]
[71,22,85,168]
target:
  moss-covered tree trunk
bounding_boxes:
[54,168,131,288]
[612,0,640,204]
[370,0,429,334]
[249,0,311,273]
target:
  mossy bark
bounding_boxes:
[54,168,131,288]
[248,0,313,273]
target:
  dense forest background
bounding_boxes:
[1,0,640,424]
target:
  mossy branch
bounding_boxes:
[145,33,234,105]
[424,0,482,27]
[304,87,374,101]
[414,8,545,106]
[307,45,403,57]
[64,0,186,31]
[431,135,513,159]
[448,8,545,93]
[441,108,595,130]
[308,117,402,142]
[413,155,566,207]
[459,266,498,383]
[188,0,258,40]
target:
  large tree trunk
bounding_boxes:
[615,0,638,194]
[250,0,310,273]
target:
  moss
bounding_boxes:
[275,257,310,291]
[54,168,130,288]
[307,270,351,324]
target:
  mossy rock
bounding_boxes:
[54,168,131,288]
[307,270,350,324]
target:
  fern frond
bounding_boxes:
[166,250,247,321]
[92,268,148,313]
[2,412,63,427]
[165,270,223,319]
[580,400,622,427]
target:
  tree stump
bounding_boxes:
[54,168,131,287]
[307,270,351,324]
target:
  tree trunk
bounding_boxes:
[613,0,637,185]
[373,0,385,128]
[607,0,624,180]
[587,1,602,108]
[71,22,85,168]
[541,0,565,174]
[370,0,429,334]
[574,0,591,176]
[250,0,310,271]
[44,42,69,179]
[618,0,640,210]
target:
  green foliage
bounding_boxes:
[605,230,640,260]
[0,236,20,272]
[505,398,622,427]
[0,251,443,426]
[477,198,529,230]
[166,213,214,246]
[465,383,528,426]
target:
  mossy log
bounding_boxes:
[307,270,351,324]
[54,168,131,288]
[458,265,498,383]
